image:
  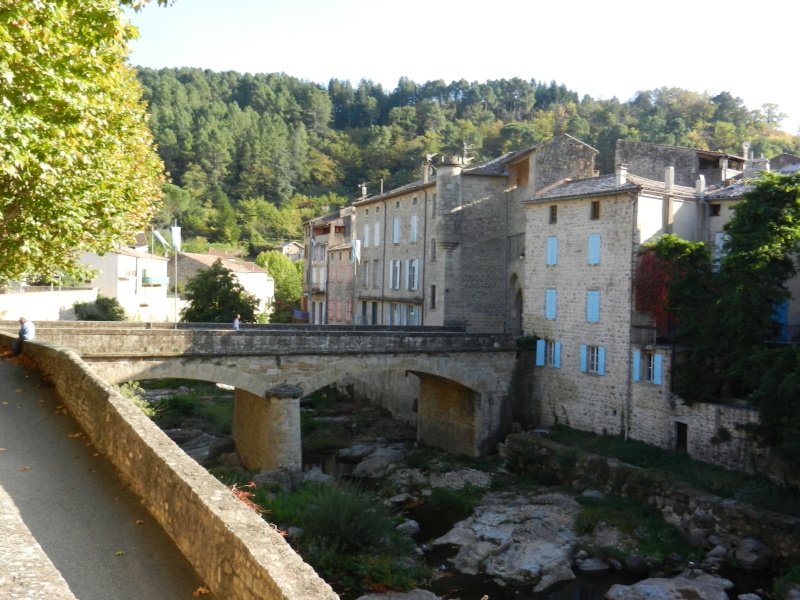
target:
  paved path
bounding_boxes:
[0,354,216,599]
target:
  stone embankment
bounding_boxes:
[500,433,800,569]
[0,333,338,600]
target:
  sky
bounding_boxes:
[127,0,800,138]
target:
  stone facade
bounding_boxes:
[615,140,745,187]
[525,188,640,437]
[326,242,355,324]
[349,134,598,334]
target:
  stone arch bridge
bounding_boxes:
[34,325,518,472]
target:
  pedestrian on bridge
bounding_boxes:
[11,317,35,356]
[233,314,240,331]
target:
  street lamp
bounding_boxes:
[170,221,181,328]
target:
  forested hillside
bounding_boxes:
[137,67,799,253]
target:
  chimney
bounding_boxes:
[421,161,430,184]
[665,166,674,193]
[695,174,706,198]
[616,163,628,186]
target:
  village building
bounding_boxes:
[272,241,305,262]
[326,242,355,324]
[177,251,274,315]
[302,207,355,324]
[346,133,598,333]
[81,246,171,322]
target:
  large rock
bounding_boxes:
[734,538,774,571]
[352,447,407,478]
[606,572,734,600]
[431,491,580,591]
[356,591,441,600]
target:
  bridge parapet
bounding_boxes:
[30,326,515,358]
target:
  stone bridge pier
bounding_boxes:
[233,385,303,472]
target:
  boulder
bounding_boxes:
[734,538,774,571]
[431,491,580,591]
[356,591,441,600]
[606,572,734,600]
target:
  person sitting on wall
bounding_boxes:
[11,317,35,356]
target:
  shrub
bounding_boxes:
[74,294,128,321]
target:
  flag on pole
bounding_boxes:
[170,222,182,253]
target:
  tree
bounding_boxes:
[255,251,302,323]
[181,259,258,323]
[0,0,167,282]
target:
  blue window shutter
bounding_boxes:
[554,342,561,368]
[773,301,789,342]
[580,345,587,372]
[598,347,605,375]
[632,351,641,381]
[587,291,600,322]
[536,340,545,366]
[654,354,663,385]
[588,234,601,265]
[545,289,557,319]
[546,236,558,265]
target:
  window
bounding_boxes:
[363,261,370,286]
[588,234,601,265]
[363,225,370,248]
[580,345,605,375]
[431,239,437,261]
[586,290,600,322]
[410,215,418,243]
[545,288,557,320]
[407,259,419,290]
[590,201,600,220]
[632,351,662,384]
[430,284,436,309]
[327,299,334,322]
[412,197,418,206]
[546,236,558,266]
[389,260,402,289]
[710,203,721,217]
[392,218,401,244]
[395,201,400,209]
[535,339,561,368]
[365,208,369,216]
[374,222,380,247]
[549,205,558,224]
[373,259,380,287]
[335,298,342,321]
[432,193,437,218]
[388,303,398,325]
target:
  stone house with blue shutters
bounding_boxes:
[522,150,777,472]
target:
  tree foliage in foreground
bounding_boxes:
[181,259,258,323]
[0,0,166,282]
[643,174,800,464]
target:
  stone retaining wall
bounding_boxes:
[500,433,800,567]
[0,333,338,600]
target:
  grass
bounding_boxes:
[258,481,431,597]
[547,425,800,517]
[574,495,696,564]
